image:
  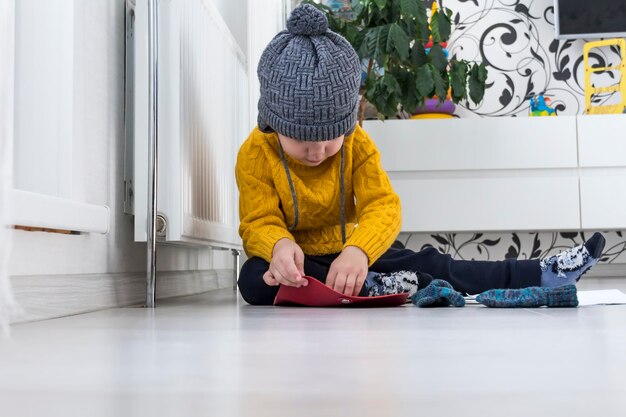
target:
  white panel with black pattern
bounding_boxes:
[447,0,622,117]
[397,231,626,270]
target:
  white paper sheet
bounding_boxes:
[576,289,626,306]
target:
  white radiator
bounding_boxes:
[128,0,248,248]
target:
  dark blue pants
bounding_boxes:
[237,247,541,305]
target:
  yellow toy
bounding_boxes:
[583,39,626,115]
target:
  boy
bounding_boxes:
[235,4,605,305]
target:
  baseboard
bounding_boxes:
[9,269,235,324]
[584,263,626,278]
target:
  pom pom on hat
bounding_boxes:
[286,4,329,36]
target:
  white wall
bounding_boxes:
[13,0,75,197]
[247,0,285,130]
[0,0,18,329]
[8,0,238,322]
[212,0,248,56]
[446,0,622,117]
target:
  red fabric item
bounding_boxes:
[425,40,448,48]
[273,276,408,307]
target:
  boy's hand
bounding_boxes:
[326,246,369,296]
[264,238,308,288]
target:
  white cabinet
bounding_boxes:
[577,115,626,229]
[578,114,626,167]
[393,177,580,233]
[365,117,578,171]
[364,114,625,233]
[580,176,626,229]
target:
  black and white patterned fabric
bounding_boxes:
[362,270,424,297]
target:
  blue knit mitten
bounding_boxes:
[410,279,465,307]
[476,285,578,308]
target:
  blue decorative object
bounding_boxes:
[529,94,556,116]
[425,48,449,58]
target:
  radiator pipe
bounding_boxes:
[146,0,158,308]
[232,249,241,290]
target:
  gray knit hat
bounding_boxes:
[257,4,361,141]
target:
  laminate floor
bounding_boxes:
[1,278,625,417]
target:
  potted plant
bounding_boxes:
[303,0,488,123]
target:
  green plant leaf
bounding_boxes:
[364,66,377,90]
[365,78,382,108]
[402,91,419,115]
[477,62,488,82]
[351,29,367,58]
[381,92,397,118]
[416,0,429,41]
[358,27,374,58]
[327,15,345,34]
[468,63,488,105]
[388,23,409,61]
[428,43,447,72]
[411,41,427,67]
[400,0,418,18]
[365,73,400,118]
[362,26,388,66]
[344,24,359,43]
[430,10,441,43]
[415,65,434,98]
[364,79,379,104]
[382,72,401,95]
[437,7,452,41]
[431,66,448,101]
[402,16,418,39]
[373,0,386,10]
[450,60,468,103]
[327,1,486,119]
[360,27,374,58]
[398,70,419,114]
[375,24,390,65]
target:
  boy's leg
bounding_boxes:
[369,233,606,295]
[237,257,277,305]
[370,247,541,295]
[237,254,338,305]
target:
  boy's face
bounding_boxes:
[278,134,344,167]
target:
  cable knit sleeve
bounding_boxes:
[344,130,401,266]
[235,138,294,263]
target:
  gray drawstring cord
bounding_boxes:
[277,141,299,232]
[277,140,346,245]
[340,144,346,245]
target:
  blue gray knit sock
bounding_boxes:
[476,285,578,308]
[540,232,605,287]
[410,279,465,307]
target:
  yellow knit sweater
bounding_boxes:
[235,124,401,266]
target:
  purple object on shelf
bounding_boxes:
[413,98,456,115]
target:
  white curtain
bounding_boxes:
[0,0,19,333]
